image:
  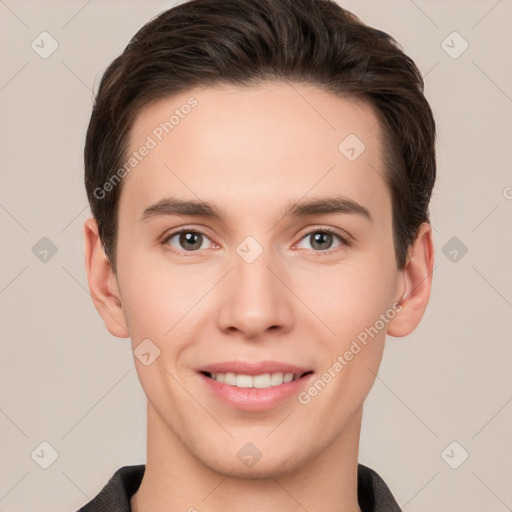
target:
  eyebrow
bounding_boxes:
[139,195,372,223]
[139,197,225,222]
[281,195,372,222]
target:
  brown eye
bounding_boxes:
[165,231,212,252]
[309,232,334,251]
[296,229,349,253]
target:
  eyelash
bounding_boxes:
[160,227,351,256]
[298,227,352,255]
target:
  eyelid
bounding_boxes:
[161,225,352,255]
[293,226,352,253]
[161,226,217,255]
[161,224,213,241]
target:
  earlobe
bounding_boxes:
[387,222,434,337]
[83,217,129,338]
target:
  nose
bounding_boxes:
[215,244,294,341]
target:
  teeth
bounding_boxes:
[283,373,294,383]
[236,374,253,388]
[253,373,272,388]
[208,371,298,388]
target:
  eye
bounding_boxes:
[296,228,350,253]
[163,230,214,253]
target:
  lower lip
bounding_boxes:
[198,372,314,411]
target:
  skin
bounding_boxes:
[84,81,433,512]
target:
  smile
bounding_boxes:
[197,363,315,411]
[202,371,309,388]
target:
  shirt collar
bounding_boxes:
[77,463,402,511]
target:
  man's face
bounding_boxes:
[113,82,404,477]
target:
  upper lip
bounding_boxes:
[198,360,312,377]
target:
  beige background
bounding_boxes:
[1,1,511,510]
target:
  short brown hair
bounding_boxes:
[84,0,436,272]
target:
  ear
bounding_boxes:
[83,217,129,338]
[387,222,434,337]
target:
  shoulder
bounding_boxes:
[75,462,400,511]
[75,464,145,512]
[357,463,402,512]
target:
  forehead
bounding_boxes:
[120,81,390,226]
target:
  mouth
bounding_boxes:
[196,363,315,411]
[200,370,314,389]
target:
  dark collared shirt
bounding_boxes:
[76,463,402,511]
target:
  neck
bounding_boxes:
[131,402,363,512]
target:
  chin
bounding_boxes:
[184,435,307,480]
[204,454,303,480]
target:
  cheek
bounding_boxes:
[117,244,218,348]
[296,256,398,345]
[300,271,391,426]
[115,242,173,341]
